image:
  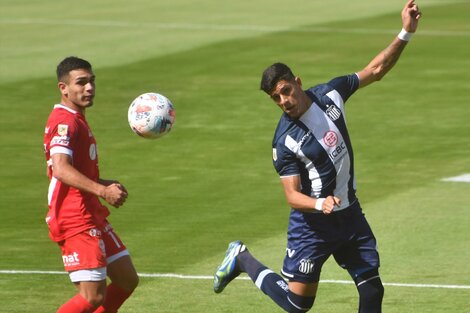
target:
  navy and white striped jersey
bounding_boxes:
[272,74,360,212]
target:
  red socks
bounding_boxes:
[93,284,133,313]
[57,284,132,313]
[57,294,95,313]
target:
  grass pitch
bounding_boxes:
[1,1,469,312]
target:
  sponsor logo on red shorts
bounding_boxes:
[62,252,80,267]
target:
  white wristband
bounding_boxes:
[314,198,325,211]
[398,28,413,42]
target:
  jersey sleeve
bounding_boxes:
[326,73,359,103]
[48,115,78,157]
[272,140,300,177]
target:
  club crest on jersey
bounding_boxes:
[58,124,68,136]
[299,258,315,274]
[326,105,341,121]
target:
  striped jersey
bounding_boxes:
[272,74,360,212]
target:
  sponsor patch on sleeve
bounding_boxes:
[51,135,70,146]
[58,124,69,136]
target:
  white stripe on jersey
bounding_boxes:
[48,177,57,205]
[285,134,322,197]
[325,90,345,113]
[326,91,359,195]
[325,91,357,193]
[297,101,352,210]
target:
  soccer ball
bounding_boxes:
[128,92,175,139]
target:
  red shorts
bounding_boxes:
[59,222,127,272]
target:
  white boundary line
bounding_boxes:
[1,270,469,290]
[1,18,470,37]
[441,173,470,183]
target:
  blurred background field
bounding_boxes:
[1,1,469,312]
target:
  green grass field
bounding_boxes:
[1,0,469,312]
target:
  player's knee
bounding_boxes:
[285,291,315,313]
[78,280,107,308]
[110,266,139,292]
[85,292,105,308]
[119,272,139,292]
[128,272,139,291]
[359,281,384,302]
[355,269,384,312]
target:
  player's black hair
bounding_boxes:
[56,56,92,82]
[260,62,296,94]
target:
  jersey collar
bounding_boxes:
[54,104,79,114]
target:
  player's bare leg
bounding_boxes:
[78,281,107,307]
[57,280,106,313]
[288,281,318,298]
[93,255,139,313]
[106,255,139,291]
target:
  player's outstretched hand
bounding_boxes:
[402,0,422,33]
[322,196,341,215]
[102,183,128,208]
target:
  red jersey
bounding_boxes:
[44,104,109,242]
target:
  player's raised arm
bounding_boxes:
[357,0,422,88]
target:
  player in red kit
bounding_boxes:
[43,56,138,313]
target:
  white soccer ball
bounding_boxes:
[128,92,176,139]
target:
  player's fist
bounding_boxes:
[322,196,341,215]
[402,0,422,33]
[102,183,128,208]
